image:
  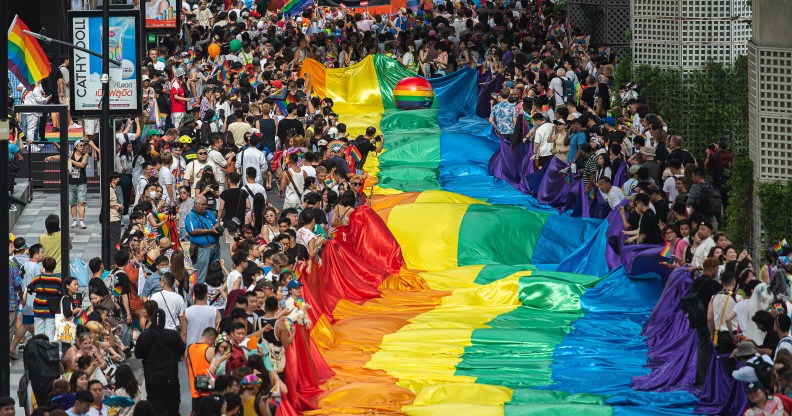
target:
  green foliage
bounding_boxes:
[758,181,792,246]
[553,0,567,15]
[628,58,749,158]
[723,157,754,249]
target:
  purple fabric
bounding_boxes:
[604,199,629,270]
[633,269,698,392]
[564,177,591,218]
[620,244,672,281]
[613,161,628,189]
[695,354,748,415]
[476,73,503,119]
[536,157,571,208]
[591,188,612,220]
[488,133,528,186]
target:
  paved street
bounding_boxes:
[9,186,284,414]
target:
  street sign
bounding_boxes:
[147,33,156,43]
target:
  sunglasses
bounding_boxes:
[197,152,208,155]
[351,182,362,186]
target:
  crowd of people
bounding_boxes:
[4,0,782,414]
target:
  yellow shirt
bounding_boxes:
[39,232,62,273]
[242,396,256,415]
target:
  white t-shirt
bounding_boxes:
[663,175,681,205]
[533,123,554,157]
[153,290,186,331]
[301,165,316,179]
[226,270,243,291]
[777,336,792,360]
[600,186,625,209]
[241,181,267,208]
[297,227,316,248]
[548,76,565,107]
[158,166,175,204]
[185,304,218,345]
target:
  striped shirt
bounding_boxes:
[30,273,62,318]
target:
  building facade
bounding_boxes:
[631,0,751,70]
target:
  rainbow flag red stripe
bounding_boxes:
[8,15,51,90]
[659,242,672,258]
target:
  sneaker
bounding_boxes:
[51,127,60,132]
[71,219,78,228]
[79,220,87,229]
[9,205,17,212]
[69,123,81,129]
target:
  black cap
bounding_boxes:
[747,381,764,392]
[699,221,713,230]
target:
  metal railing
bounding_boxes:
[20,139,101,193]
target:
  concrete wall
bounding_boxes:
[752,0,792,48]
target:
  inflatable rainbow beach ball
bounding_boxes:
[393,76,434,110]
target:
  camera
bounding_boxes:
[214,224,225,234]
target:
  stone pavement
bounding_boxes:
[9,186,285,415]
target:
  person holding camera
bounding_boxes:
[186,195,223,285]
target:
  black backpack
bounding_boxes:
[680,286,707,328]
[747,357,774,388]
[562,77,577,104]
[697,184,723,217]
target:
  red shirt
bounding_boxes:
[170,80,186,113]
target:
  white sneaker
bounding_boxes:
[79,220,87,229]
[9,205,18,212]
[69,123,81,129]
[71,219,78,228]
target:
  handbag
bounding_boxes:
[186,348,213,393]
[55,296,77,344]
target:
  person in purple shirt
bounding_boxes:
[500,41,514,67]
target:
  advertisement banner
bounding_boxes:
[70,10,142,116]
[145,0,180,30]
[317,0,391,6]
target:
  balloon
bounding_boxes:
[230,39,242,52]
[394,77,434,110]
[208,43,220,58]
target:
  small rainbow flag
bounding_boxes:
[74,310,89,326]
[8,15,51,90]
[347,145,362,163]
[659,242,672,258]
[189,270,197,286]
[282,0,313,18]
[775,239,787,254]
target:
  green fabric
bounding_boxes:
[457,205,551,267]
[377,109,442,192]
[474,264,537,285]
[456,270,607,414]
[373,54,418,110]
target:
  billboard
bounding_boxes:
[145,0,180,30]
[69,10,142,116]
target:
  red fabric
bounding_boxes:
[225,289,246,317]
[281,325,334,413]
[170,80,186,113]
[302,205,404,323]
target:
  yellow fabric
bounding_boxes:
[386,203,470,271]
[411,383,513,406]
[365,272,525,395]
[414,190,488,205]
[418,266,486,291]
[403,403,505,416]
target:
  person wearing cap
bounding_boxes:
[639,145,661,184]
[284,279,311,328]
[171,66,189,130]
[743,380,785,416]
[732,341,774,384]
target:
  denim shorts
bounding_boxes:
[68,183,88,205]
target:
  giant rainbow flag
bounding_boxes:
[284,56,700,415]
[8,15,51,90]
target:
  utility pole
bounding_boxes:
[100,0,113,266]
[0,0,11,397]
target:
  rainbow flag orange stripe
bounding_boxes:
[659,242,672,258]
[8,15,51,90]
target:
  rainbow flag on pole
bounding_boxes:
[659,242,672,258]
[8,15,51,90]
[282,0,313,18]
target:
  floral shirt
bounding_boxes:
[8,256,22,312]
[491,101,516,134]
[142,86,155,119]
[744,396,787,415]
